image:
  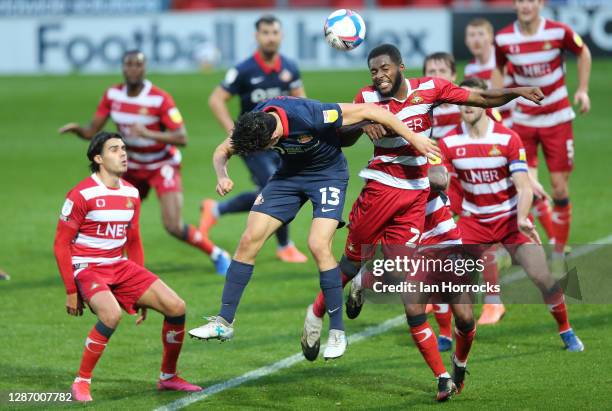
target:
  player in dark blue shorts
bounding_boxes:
[189,96,441,360]
[203,15,308,264]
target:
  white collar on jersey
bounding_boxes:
[120,79,152,98]
[460,115,495,140]
[513,17,546,39]
[91,173,123,189]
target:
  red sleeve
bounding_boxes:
[434,78,470,105]
[353,89,365,104]
[506,131,529,174]
[125,198,144,266]
[95,89,111,118]
[159,94,184,131]
[561,23,585,55]
[53,190,87,294]
[494,39,508,69]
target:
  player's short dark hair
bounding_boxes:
[367,44,403,67]
[255,15,281,30]
[122,49,146,64]
[459,77,488,91]
[87,131,125,172]
[423,52,456,75]
[231,112,277,155]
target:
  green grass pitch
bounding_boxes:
[0,60,611,410]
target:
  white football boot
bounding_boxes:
[323,329,347,360]
[301,304,323,361]
[189,316,234,341]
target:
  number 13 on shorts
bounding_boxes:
[320,187,341,206]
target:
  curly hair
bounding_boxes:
[231,111,277,155]
[459,77,488,91]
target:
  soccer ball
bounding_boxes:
[324,9,366,51]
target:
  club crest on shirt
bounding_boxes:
[298,135,313,144]
[543,41,552,51]
[139,107,149,115]
[411,93,423,104]
[489,145,502,156]
[280,69,293,82]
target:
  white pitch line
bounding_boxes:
[154,316,406,411]
[156,234,612,411]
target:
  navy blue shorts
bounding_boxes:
[241,151,281,189]
[251,174,348,226]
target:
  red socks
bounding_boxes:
[185,224,214,255]
[532,197,555,241]
[543,287,571,333]
[78,323,113,380]
[312,273,351,318]
[552,200,571,254]
[433,304,452,339]
[454,326,476,364]
[409,321,446,377]
[161,316,186,375]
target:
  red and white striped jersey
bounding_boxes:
[59,174,141,270]
[96,80,184,170]
[439,120,529,222]
[495,18,584,128]
[431,104,461,139]
[354,77,470,190]
[420,191,462,245]
[464,46,516,128]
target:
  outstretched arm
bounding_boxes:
[209,86,235,134]
[338,103,441,160]
[212,137,235,196]
[464,87,544,108]
[58,115,107,140]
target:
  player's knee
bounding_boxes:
[307,238,332,261]
[454,311,474,330]
[164,297,186,317]
[98,307,122,329]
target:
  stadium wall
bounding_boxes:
[0,6,609,74]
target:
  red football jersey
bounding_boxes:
[495,18,584,128]
[96,80,184,170]
[354,77,470,190]
[439,120,529,222]
[59,174,141,269]
[421,191,462,245]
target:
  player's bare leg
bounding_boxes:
[507,243,584,351]
[549,171,572,267]
[159,191,230,275]
[307,217,346,359]
[189,211,282,341]
[135,279,202,392]
[529,167,556,244]
[71,291,122,402]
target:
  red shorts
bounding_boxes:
[345,180,428,261]
[512,121,574,172]
[457,214,532,247]
[75,260,159,314]
[124,164,182,200]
